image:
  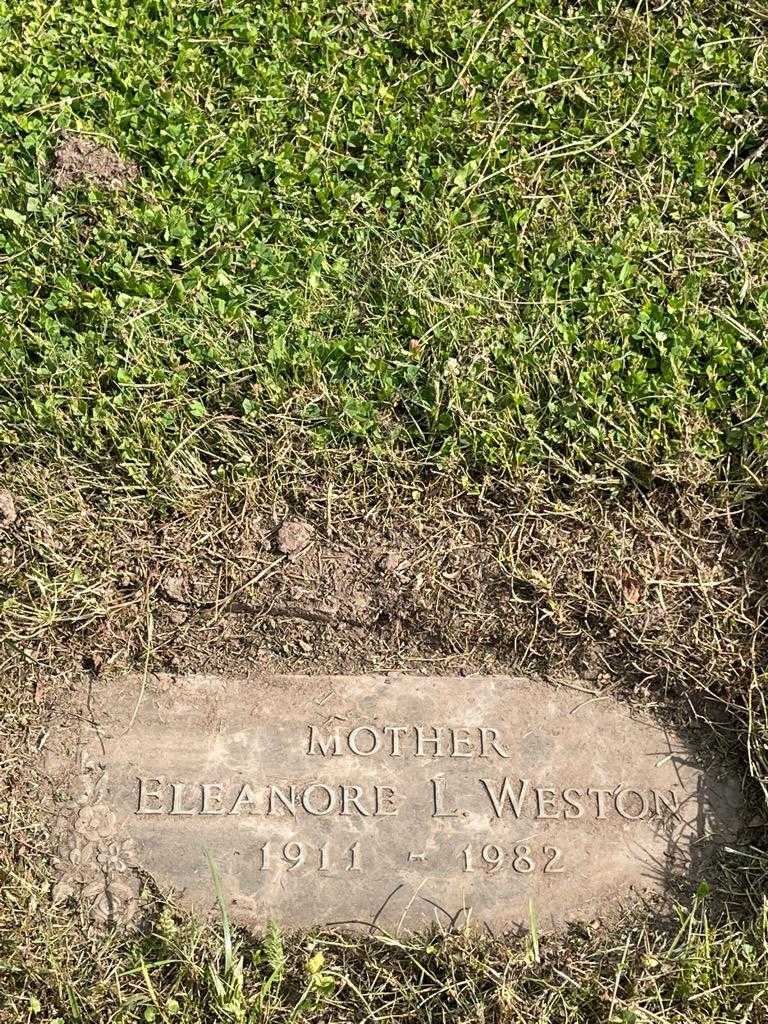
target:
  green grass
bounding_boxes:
[1,0,767,497]
[1,1,768,1022]
[3,885,768,1022]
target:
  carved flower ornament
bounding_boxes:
[75,803,117,842]
[83,877,138,925]
[52,753,139,926]
[52,838,96,888]
[96,838,136,873]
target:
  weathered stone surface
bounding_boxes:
[50,674,742,932]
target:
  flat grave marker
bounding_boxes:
[50,674,742,931]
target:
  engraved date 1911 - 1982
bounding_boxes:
[256,840,565,874]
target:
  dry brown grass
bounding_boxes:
[1,460,767,1021]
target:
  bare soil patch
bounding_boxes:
[1,473,765,739]
[275,518,315,558]
[49,134,139,189]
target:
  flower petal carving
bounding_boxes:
[52,753,139,925]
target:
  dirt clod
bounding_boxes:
[161,574,186,603]
[50,134,139,190]
[376,551,400,573]
[0,490,16,527]
[276,520,313,556]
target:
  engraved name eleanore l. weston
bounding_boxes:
[53,674,740,932]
